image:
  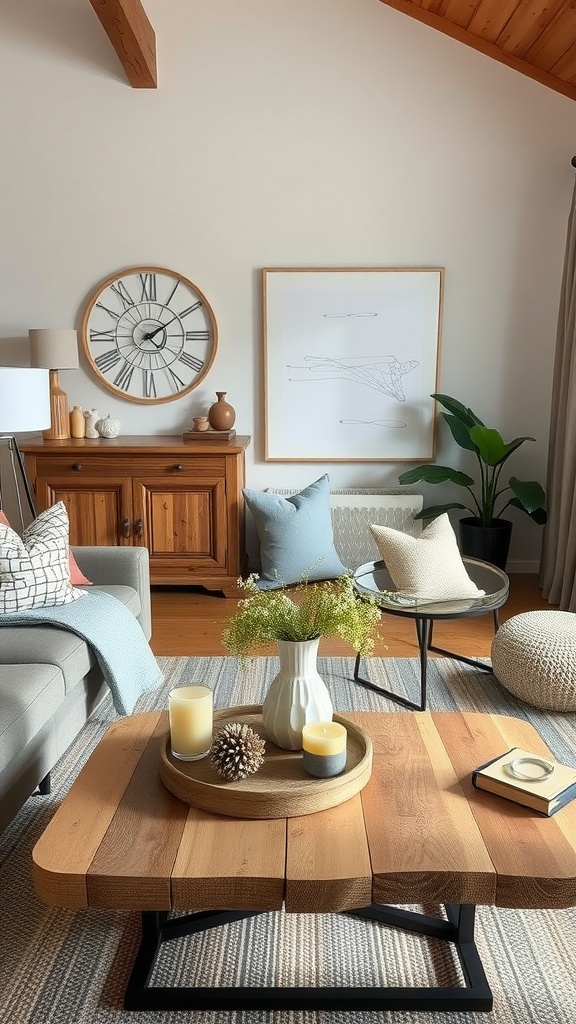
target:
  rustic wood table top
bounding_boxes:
[32,709,576,915]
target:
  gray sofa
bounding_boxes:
[0,545,152,834]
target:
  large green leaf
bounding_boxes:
[468,426,508,465]
[509,478,546,514]
[508,497,547,524]
[398,465,475,487]
[498,436,536,466]
[414,502,469,520]
[432,394,484,428]
[442,413,478,452]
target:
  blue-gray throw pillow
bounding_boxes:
[243,475,347,589]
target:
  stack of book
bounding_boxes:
[472,746,576,816]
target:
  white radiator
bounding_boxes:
[265,488,423,572]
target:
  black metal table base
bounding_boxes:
[123,902,492,1012]
[354,610,499,711]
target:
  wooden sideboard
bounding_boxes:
[21,435,251,596]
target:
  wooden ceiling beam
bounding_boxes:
[378,0,576,101]
[88,0,157,89]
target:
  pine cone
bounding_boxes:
[210,722,266,781]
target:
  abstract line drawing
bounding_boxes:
[288,355,419,402]
[263,267,442,461]
[341,418,407,429]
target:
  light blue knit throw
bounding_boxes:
[0,590,163,715]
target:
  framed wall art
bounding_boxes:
[263,267,443,463]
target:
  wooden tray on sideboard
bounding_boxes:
[159,704,373,819]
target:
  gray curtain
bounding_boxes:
[540,175,576,610]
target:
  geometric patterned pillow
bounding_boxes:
[0,508,92,586]
[0,501,85,612]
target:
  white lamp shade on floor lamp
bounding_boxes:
[29,328,79,440]
[0,367,51,526]
[0,367,51,432]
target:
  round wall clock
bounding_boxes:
[80,266,218,404]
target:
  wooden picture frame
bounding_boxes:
[263,267,443,463]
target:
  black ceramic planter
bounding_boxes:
[458,517,512,571]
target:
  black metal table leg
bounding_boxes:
[354,616,430,711]
[354,648,426,711]
[427,608,497,672]
[123,903,493,1012]
[355,604,499,711]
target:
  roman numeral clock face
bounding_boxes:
[81,266,218,403]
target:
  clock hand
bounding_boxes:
[145,314,180,341]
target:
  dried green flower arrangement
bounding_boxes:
[222,573,382,660]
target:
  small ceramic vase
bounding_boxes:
[192,416,210,432]
[262,638,333,750]
[208,392,236,431]
[70,406,85,438]
[84,408,100,438]
[95,414,121,439]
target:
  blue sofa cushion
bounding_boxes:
[243,474,347,589]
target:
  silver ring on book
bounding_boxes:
[507,756,555,782]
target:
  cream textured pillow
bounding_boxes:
[0,502,85,612]
[369,513,485,604]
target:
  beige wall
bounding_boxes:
[1,0,575,569]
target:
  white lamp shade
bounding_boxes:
[0,368,51,432]
[29,329,79,370]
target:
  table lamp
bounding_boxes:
[0,367,51,527]
[29,329,79,440]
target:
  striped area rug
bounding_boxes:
[1,655,576,1024]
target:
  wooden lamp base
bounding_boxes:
[42,369,71,440]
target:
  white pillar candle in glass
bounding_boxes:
[168,685,213,761]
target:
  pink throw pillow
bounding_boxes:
[0,509,92,586]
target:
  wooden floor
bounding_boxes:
[150,574,553,659]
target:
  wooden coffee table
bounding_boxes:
[32,709,576,1012]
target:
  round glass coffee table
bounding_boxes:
[353,557,510,711]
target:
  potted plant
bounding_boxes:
[222,573,381,750]
[398,393,547,570]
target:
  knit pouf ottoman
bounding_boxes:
[491,610,576,711]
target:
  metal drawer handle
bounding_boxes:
[72,463,82,471]
[135,518,143,538]
[121,518,131,538]
[173,464,184,471]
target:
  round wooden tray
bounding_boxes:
[159,704,373,819]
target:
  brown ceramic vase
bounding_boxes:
[208,392,236,431]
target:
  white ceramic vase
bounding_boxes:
[262,637,333,750]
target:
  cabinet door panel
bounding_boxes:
[133,478,227,570]
[35,479,130,546]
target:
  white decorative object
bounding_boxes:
[492,611,576,712]
[95,414,121,438]
[84,408,100,438]
[262,638,333,750]
[370,513,485,603]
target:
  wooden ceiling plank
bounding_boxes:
[435,0,483,30]
[88,0,157,89]
[378,0,576,100]
[525,6,576,70]
[468,0,523,44]
[415,1,445,15]
[550,41,576,82]
[493,0,569,58]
